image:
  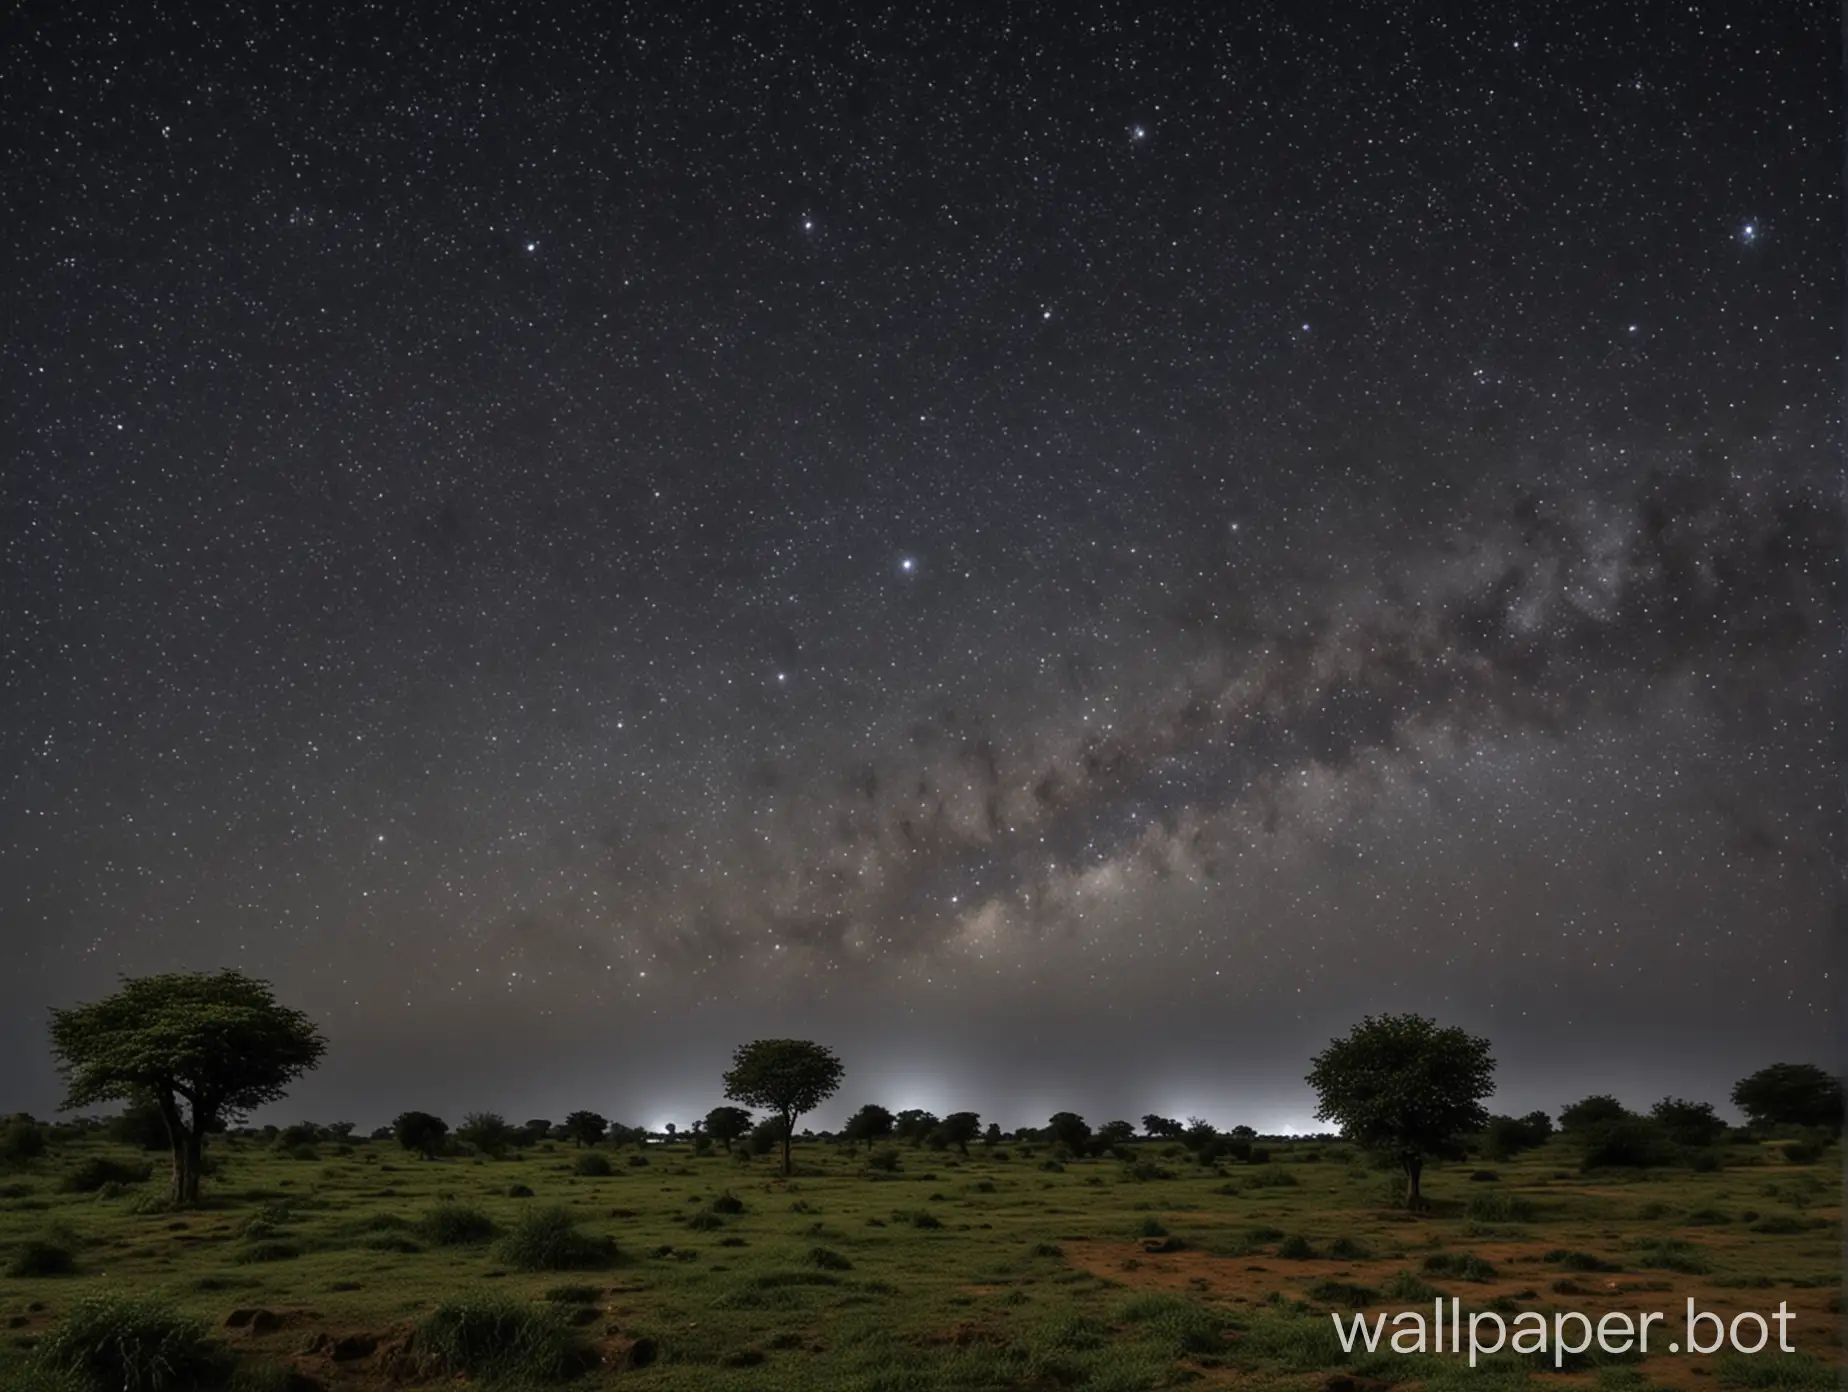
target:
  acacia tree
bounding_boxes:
[722,1039,844,1175]
[49,970,326,1207]
[1306,1013,1494,1208]
[704,1105,753,1153]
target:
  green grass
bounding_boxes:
[0,1129,1837,1389]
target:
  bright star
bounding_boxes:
[525,242,536,252]
[1131,125,1146,141]
[900,557,915,573]
[1741,223,1757,243]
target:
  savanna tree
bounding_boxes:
[1306,1013,1494,1208]
[722,1038,844,1175]
[49,970,326,1207]
[704,1105,753,1153]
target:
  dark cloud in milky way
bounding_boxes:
[0,1,1836,1131]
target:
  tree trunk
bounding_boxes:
[153,1091,189,1208]
[781,1111,793,1176]
[1404,1155,1424,1209]
[182,1130,204,1205]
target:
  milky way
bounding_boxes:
[1,2,1837,1130]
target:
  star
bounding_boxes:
[899,557,915,573]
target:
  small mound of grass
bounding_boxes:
[234,1241,300,1264]
[60,1158,153,1194]
[1136,1216,1168,1238]
[1545,1248,1620,1272]
[1276,1235,1317,1260]
[1381,1269,1442,1302]
[572,1152,612,1177]
[709,1191,745,1214]
[543,1284,601,1304]
[7,1237,77,1277]
[893,1208,941,1229]
[1307,1279,1377,1306]
[1421,1251,1496,1281]
[420,1203,497,1246]
[1464,1192,1535,1222]
[685,1210,724,1231]
[1325,1235,1372,1260]
[1631,1238,1708,1274]
[414,1295,594,1383]
[32,1292,232,1391]
[498,1207,617,1271]
[809,1246,853,1270]
[1682,1207,1732,1226]
[1118,1292,1228,1355]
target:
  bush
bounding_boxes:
[1137,1216,1169,1238]
[685,1210,724,1231]
[0,1121,47,1167]
[1276,1235,1317,1259]
[809,1246,853,1270]
[32,1293,232,1391]
[1780,1141,1825,1165]
[573,1152,613,1177]
[894,1209,942,1229]
[709,1191,745,1214]
[1422,1251,1497,1281]
[1307,1279,1377,1306]
[1380,1270,1442,1302]
[1577,1117,1674,1169]
[7,1237,76,1277]
[61,1157,153,1193]
[866,1147,902,1173]
[1544,1249,1619,1272]
[498,1207,617,1271]
[421,1204,497,1246]
[414,1296,593,1383]
[1325,1235,1372,1259]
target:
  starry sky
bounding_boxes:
[1,2,1839,1134]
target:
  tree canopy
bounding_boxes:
[703,1105,753,1152]
[722,1038,844,1174]
[1305,1013,1494,1207]
[49,969,325,1206]
[1731,1063,1843,1131]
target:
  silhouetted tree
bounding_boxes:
[982,1122,1003,1147]
[1142,1115,1184,1140]
[1558,1095,1629,1133]
[108,1099,173,1151]
[722,1038,845,1176]
[704,1105,752,1152]
[1306,1013,1494,1208]
[456,1111,516,1157]
[393,1110,449,1159]
[940,1111,982,1154]
[49,970,326,1206]
[893,1109,939,1145]
[519,1119,553,1145]
[1482,1112,1552,1160]
[563,1110,608,1147]
[1649,1097,1727,1148]
[1182,1117,1218,1151]
[1731,1064,1844,1131]
[1096,1120,1136,1151]
[1046,1112,1092,1153]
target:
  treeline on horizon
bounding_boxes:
[9,969,1842,1210]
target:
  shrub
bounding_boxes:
[1276,1235,1317,1259]
[1307,1279,1377,1305]
[1029,1241,1064,1258]
[1683,1207,1732,1226]
[809,1246,853,1270]
[1247,1146,1271,1164]
[1544,1249,1620,1272]
[685,1210,724,1231]
[544,1284,600,1303]
[414,1295,593,1383]
[1326,1235,1372,1260]
[1243,1167,1297,1188]
[498,1207,617,1271]
[61,1157,153,1193]
[421,1204,497,1246]
[32,1293,231,1391]
[1422,1251,1496,1281]
[1381,1269,1442,1301]
[709,1191,745,1214]
[1632,1238,1709,1274]
[1780,1141,1825,1165]
[0,1121,48,1168]
[573,1152,613,1177]
[894,1209,942,1229]
[1749,1215,1812,1235]
[1117,1292,1228,1355]
[1577,1117,1673,1170]
[234,1240,300,1263]
[8,1237,76,1277]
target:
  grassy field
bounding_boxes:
[1,1130,1839,1391]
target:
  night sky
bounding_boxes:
[2,2,1838,1135]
